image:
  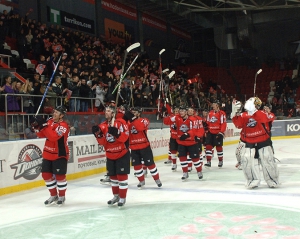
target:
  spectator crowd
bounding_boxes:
[0,6,300,119]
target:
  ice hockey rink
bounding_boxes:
[0,137,300,239]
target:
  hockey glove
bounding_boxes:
[194,136,202,142]
[217,132,225,139]
[124,110,136,122]
[108,126,120,138]
[180,133,190,140]
[30,116,47,130]
[92,125,103,138]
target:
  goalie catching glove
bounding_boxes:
[231,99,242,119]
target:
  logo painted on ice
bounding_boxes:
[179,124,189,133]
[209,116,218,123]
[10,144,43,180]
[247,118,257,128]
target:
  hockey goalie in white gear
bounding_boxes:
[232,97,279,189]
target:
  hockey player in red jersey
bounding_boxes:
[186,107,205,174]
[204,100,227,168]
[163,105,179,171]
[232,97,279,189]
[30,106,70,206]
[92,106,130,208]
[124,107,162,189]
[165,106,202,181]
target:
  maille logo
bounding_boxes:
[287,124,300,132]
[10,144,43,180]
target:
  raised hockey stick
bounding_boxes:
[157,49,165,117]
[35,54,63,116]
[113,53,139,102]
[254,69,262,97]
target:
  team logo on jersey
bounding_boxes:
[179,124,189,133]
[131,126,138,134]
[10,144,43,180]
[106,133,116,143]
[209,116,218,123]
[247,118,257,128]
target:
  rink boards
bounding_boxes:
[0,120,298,196]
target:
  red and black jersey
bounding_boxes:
[206,110,227,134]
[37,119,70,161]
[128,117,150,150]
[163,114,178,139]
[191,115,205,137]
[232,110,271,144]
[116,108,125,119]
[96,118,129,160]
[169,115,196,146]
[263,111,275,133]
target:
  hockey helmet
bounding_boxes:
[131,107,143,113]
[55,105,67,115]
[264,104,272,110]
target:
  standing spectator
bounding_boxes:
[30,106,70,205]
[92,106,130,208]
[79,79,91,112]
[68,75,81,112]
[21,79,35,113]
[4,76,20,111]
[95,83,107,111]
[52,76,67,106]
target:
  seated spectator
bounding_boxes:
[24,126,37,139]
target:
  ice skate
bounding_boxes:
[164,160,172,165]
[107,195,120,206]
[44,195,58,206]
[171,164,177,172]
[100,175,111,185]
[56,196,65,206]
[155,179,162,188]
[181,172,189,181]
[118,198,126,208]
[137,180,145,189]
[197,171,203,179]
[218,161,223,168]
[204,162,211,168]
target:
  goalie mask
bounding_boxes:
[244,97,261,116]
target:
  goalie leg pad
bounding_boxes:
[235,141,245,164]
[241,148,261,188]
[258,146,279,188]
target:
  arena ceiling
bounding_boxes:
[115,0,300,33]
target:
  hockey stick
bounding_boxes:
[167,70,175,106]
[35,54,63,116]
[120,42,140,81]
[157,49,165,118]
[254,69,262,97]
[157,68,169,120]
[113,53,139,98]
